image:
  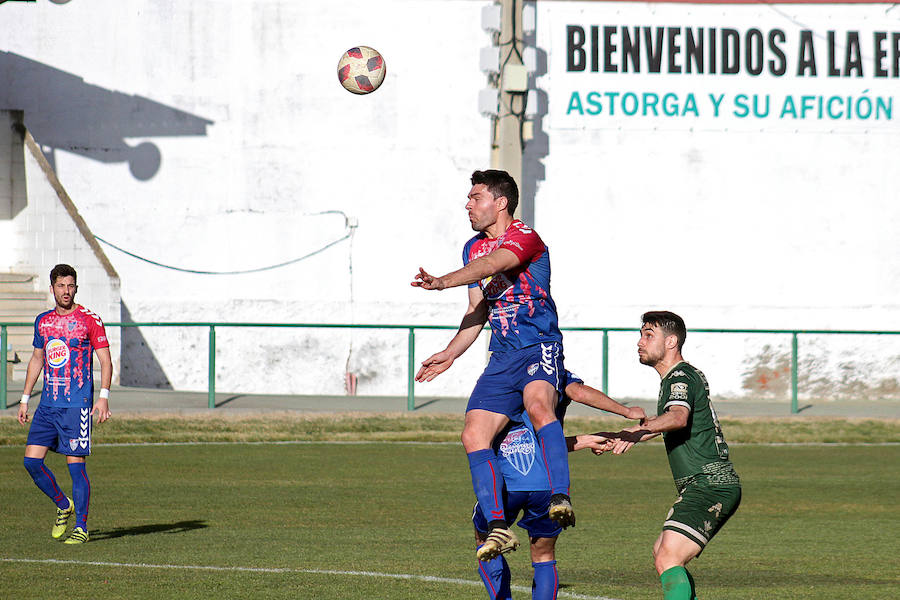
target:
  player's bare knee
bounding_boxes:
[460,428,478,451]
[654,550,676,575]
[523,396,556,429]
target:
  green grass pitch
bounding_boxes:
[1,441,897,599]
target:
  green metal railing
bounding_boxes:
[2,322,898,412]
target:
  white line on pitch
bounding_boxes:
[0,558,620,600]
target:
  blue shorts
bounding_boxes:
[467,342,565,420]
[473,489,561,539]
[26,404,92,456]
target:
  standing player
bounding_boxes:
[608,311,741,600]
[413,169,573,560]
[17,264,113,544]
[474,371,642,599]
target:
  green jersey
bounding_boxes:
[657,362,740,491]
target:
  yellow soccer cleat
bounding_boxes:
[548,494,576,529]
[476,527,520,561]
[63,527,89,544]
[51,498,74,539]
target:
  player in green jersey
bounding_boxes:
[608,311,741,600]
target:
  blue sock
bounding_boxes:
[536,421,570,496]
[532,560,559,600]
[468,449,505,525]
[67,463,90,531]
[477,549,512,599]
[24,457,69,509]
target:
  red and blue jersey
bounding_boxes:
[33,305,108,407]
[463,220,562,352]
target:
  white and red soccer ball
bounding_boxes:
[337,46,386,95]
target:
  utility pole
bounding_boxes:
[490,0,526,219]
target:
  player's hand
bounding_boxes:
[415,350,455,382]
[411,267,446,291]
[609,425,649,455]
[625,406,647,421]
[92,397,111,423]
[573,433,614,454]
[610,437,636,455]
[17,402,29,426]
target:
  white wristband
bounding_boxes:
[20,394,29,404]
[99,388,110,400]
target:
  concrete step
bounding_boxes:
[0,290,48,299]
[0,273,39,294]
[0,298,49,313]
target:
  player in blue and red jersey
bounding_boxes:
[413,169,574,561]
[473,371,644,599]
[17,264,113,544]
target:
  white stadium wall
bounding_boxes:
[527,1,900,399]
[1,0,897,400]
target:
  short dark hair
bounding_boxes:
[641,310,686,352]
[50,264,77,285]
[471,169,518,216]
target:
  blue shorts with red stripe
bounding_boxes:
[466,341,565,420]
[26,403,92,456]
[473,489,562,539]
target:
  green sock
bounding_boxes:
[660,566,693,600]
[686,569,697,600]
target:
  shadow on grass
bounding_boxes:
[91,520,208,540]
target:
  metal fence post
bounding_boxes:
[1,325,7,410]
[407,327,415,411]
[601,328,609,395]
[791,332,799,414]
[208,325,216,409]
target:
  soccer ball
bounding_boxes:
[337,46,386,95]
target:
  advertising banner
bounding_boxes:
[538,2,900,132]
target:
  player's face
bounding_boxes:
[52,276,77,310]
[637,324,667,366]
[465,184,500,232]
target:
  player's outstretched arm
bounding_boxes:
[567,433,615,454]
[18,348,44,426]
[411,248,520,291]
[608,407,689,454]
[566,382,647,421]
[415,287,488,382]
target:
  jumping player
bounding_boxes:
[18,264,113,544]
[474,371,642,599]
[608,311,741,600]
[413,169,573,561]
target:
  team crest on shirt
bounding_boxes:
[46,339,70,368]
[67,321,76,332]
[499,427,536,476]
[669,382,689,400]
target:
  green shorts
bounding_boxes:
[662,483,741,551]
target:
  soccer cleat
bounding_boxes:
[476,527,520,561]
[51,498,74,539]
[63,527,89,544]
[548,494,576,529]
